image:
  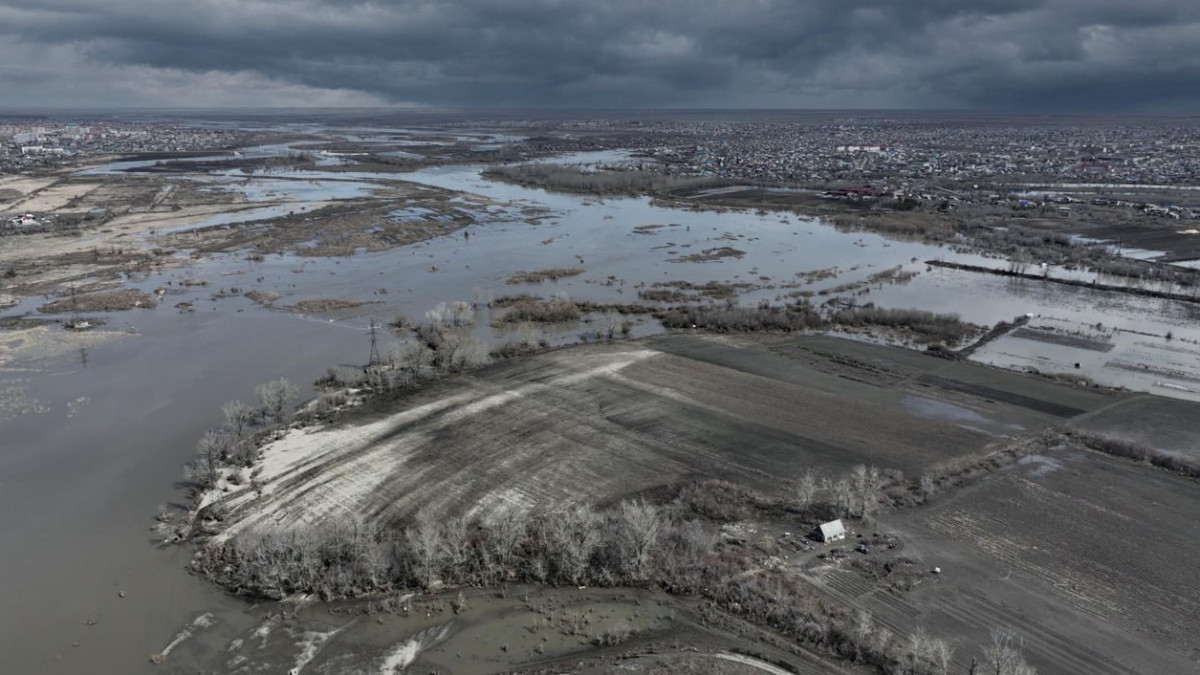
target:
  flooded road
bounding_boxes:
[4,147,1200,673]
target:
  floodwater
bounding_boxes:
[0,309,363,674]
[4,143,1200,673]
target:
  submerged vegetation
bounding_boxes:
[491,293,582,325]
[659,299,981,347]
[506,267,584,284]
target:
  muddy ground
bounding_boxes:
[1070,394,1200,459]
[190,584,846,675]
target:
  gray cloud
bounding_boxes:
[0,0,1197,109]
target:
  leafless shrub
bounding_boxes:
[491,293,581,325]
[832,306,977,346]
[919,475,936,498]
[389,313,415,331]
[450,300,475,326]
[491,322,544,359]
[425,302,451,328]
[593,620,634,646]
[661,300,823,332]
[426,300,475,327]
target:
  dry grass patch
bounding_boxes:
[506,268,585,284]
[39,289,157,313]
[286,298,366,313]
[244,290,280,305]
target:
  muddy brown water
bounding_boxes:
[4,146,1200,673]
[0,310,364,674]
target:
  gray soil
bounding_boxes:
[844,447,1200,674]
[1070,394,1200,459]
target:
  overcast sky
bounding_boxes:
[1,0,1197,110]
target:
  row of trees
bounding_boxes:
[194,485,1034,675]
[796,464,891,522]
[184,378,299,488]
[196,497,713,600]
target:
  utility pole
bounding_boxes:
[367,316,381,366]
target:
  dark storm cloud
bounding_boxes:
[0,0,1198,109]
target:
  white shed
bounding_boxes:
[818,519,846,543]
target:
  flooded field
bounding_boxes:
[4,129,1200,673]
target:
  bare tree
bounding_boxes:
[443,334,490,371]
[850,464,885,519]
[983,627,1037,675]
[653,519,716,590]
[221,400,253,439]
[797,470,818,519]
[190,429,228,488]
[256,378,299,424]
[439,516,473,584]
[872,625,894,657]
[930,637,955,675]
[405,510,443,589]
[853,609,874,662]
[828,477,854,518]
[388,340,433,385]
[618,498,661,580]
[906,626,933,674]
[486,506,526,580]
[543,504,601,585]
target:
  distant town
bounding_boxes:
[0,119,242,172]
